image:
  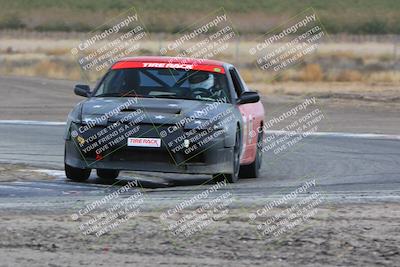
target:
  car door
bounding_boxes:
[229,67,264,165]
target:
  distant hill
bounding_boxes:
[0,0,399,34]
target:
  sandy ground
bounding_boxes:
[0,203,398,266]
[0,164,54,182]
[255,82,400,103]
[1,37,396,56]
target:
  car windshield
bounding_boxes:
[93,68,230,102]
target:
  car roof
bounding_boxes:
[117,56,226,67]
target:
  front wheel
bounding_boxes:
[65,163,91,182]
[213,130,240,183]
[239,131,263,178]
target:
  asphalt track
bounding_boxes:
[0,121,399,211]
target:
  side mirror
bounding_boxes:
[237,91,260,104]
[74,84,90,97]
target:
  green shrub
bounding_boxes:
[0,16,25,29]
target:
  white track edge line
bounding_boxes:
[0,120,399,140]
[0,120,65,126]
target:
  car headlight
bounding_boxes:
[68,104,83,124]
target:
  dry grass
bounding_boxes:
[299,64,323,82]
[0,59,81,80]
[335,70,363,82]
[367,71,400,83]
[33,60,78,79]
[43,48,71,56]
[0,37,399,85]
[1,57,399,86]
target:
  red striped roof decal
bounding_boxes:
[112,61,225,74]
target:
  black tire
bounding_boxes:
[213,130,240,183]
[97,169,120,180]
[239,131,263,178]
[65,163,91,181]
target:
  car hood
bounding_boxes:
[81,97,233,125]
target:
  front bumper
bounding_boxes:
[64,123,234,174]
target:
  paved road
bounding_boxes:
[0,75,399,210]
[0,123,399,212]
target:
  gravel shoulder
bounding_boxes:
[0,163,54,182]
[0,203,398,267]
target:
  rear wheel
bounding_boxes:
[213,130,240,183]
[97,169,120,180]
[65,163,91,182]
[239,131,263,178]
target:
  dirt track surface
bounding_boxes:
[0,203,399,267]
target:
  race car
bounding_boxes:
[64,56,265,183]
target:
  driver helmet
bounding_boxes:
[189,72,214,90]
[121,69,140,94]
